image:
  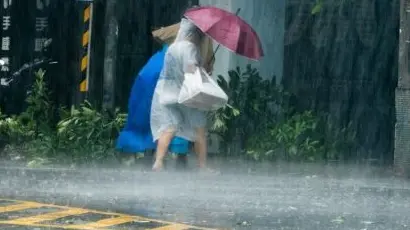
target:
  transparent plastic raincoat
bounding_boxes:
[150,18,207,142]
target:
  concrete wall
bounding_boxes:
[198,0,285,82]
[198,0,286,154]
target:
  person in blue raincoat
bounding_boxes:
[115,30,189,162]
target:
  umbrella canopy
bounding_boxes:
[184,6,264,60]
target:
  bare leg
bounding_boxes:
[153,130,175,171]
[194,127,207,168]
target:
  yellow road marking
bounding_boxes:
[151,224,192,230]
[0,199,216,230]
[0,199,128,217]
[68,216,137,229]
[0,202,43,213]
[6,208,89,225]
[0,222,92,229]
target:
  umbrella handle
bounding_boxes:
[207,8,241,67]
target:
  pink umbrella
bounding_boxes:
[184,6,264,61]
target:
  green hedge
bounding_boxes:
[0,66,357,167]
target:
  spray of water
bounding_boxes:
[1,158,409,229]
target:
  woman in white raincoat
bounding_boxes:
[150,17,213,171]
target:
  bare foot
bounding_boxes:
[152,160,164,172]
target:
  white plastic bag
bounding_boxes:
[178,67,228,111]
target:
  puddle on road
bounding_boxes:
[43,212,114,225]
[111,220,166,229]
[0,207,61,221]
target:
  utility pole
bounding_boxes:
[395,0,410,176]
[102,0,118,111]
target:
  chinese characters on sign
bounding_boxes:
[34,37,47,52]
[35,17,48,32]
[3,0,11,10]
[1,36,9,51]
[0,0,12,73]
[34,0,50,53]
[2,15,10,30]
[36,0,50,11]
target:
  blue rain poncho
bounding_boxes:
[116,45,189,154]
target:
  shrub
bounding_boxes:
[0,69,127,165]
[57,101,126,162]
[210,65,357,162]
[209,65,290,156]
[247,111,322,161]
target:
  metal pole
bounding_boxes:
[79,0,94,96]
[102,0,118,111]
[85,2,93,94]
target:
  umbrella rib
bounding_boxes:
[207,8,241,64]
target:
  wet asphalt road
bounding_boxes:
[0,161,410,230]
